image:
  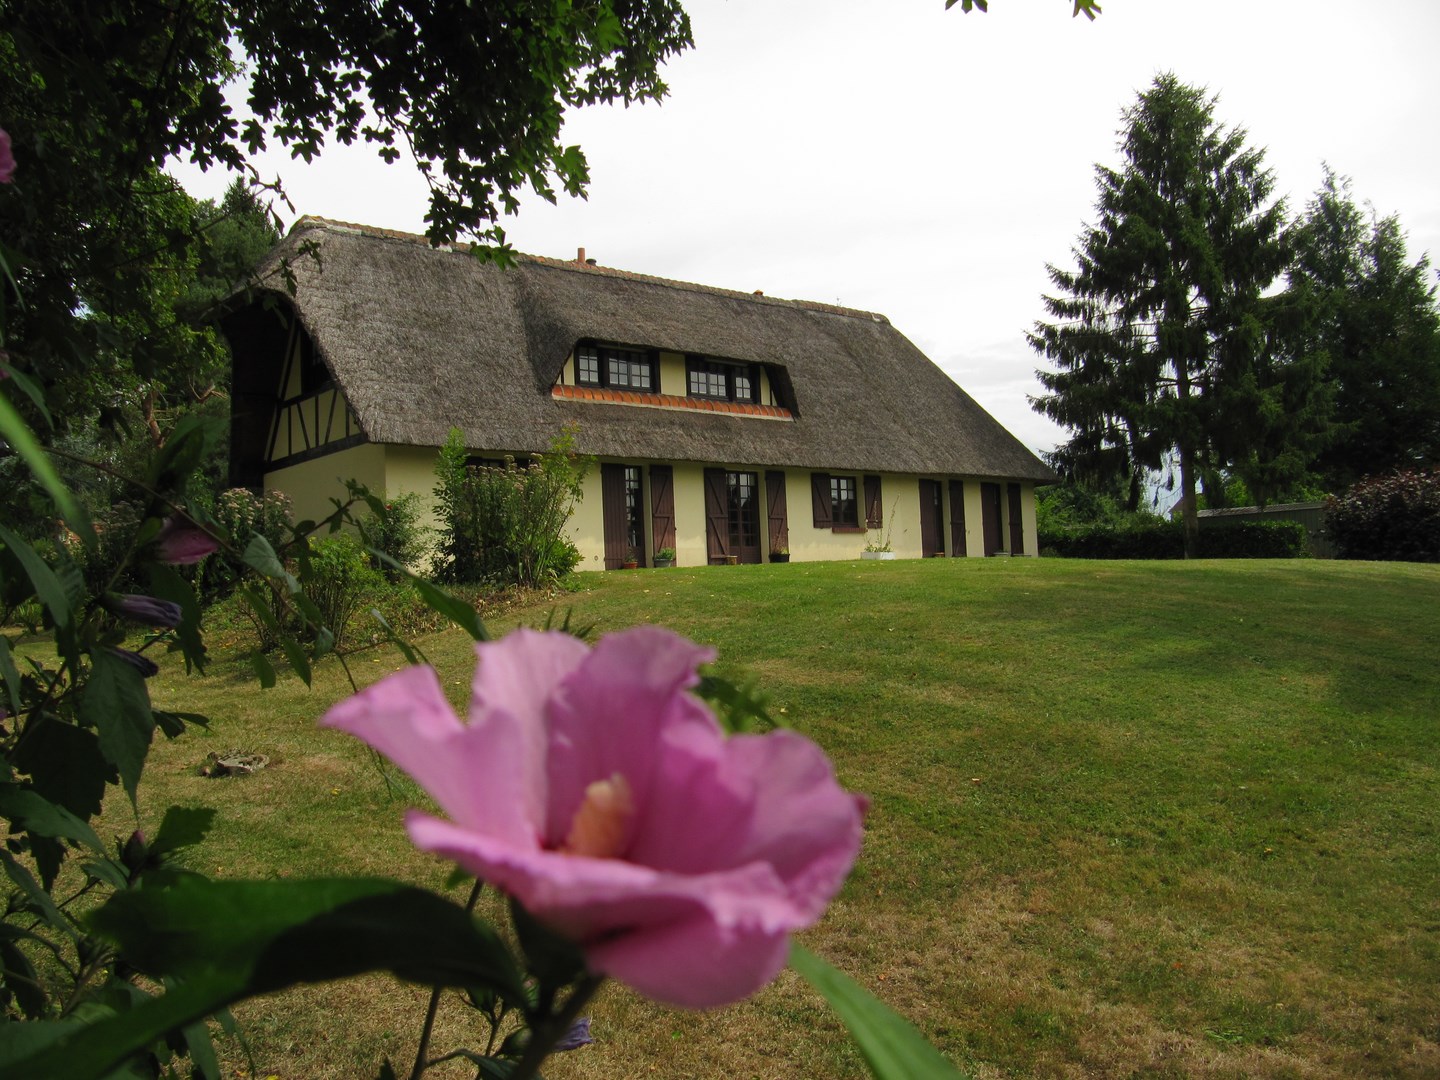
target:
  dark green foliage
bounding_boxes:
[1029,74,1305,556]
[198,489,295,603]
[359,491,427,579]
[433,428,591,587]
[303,534,385,651]
[1326,470,1440,562]
[1287,171,1440,491]
[1042,519,1306,560]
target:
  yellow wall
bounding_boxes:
[265,443,387,525]
[266,443,1040,571]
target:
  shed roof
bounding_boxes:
[229,217,1054,482]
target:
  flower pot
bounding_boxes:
[769,552,790,563]
[653,558,674,569]
[725,554,739,565]
[861,550,896,560]
[622,560,638,570]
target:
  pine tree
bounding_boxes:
[1288,170,1440,490]
[1028,74,1293,555]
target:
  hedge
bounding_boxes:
[1040,519,1309,560]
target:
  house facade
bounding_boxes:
[223,218,1053,569]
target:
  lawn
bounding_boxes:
[118,557,1439,1078]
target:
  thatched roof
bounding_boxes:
[226,217,1053,482]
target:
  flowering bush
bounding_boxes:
[324,625,866,1009]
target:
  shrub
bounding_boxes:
[1041,519,1307,559]
[1326,470,1440,562]
[199,488,294,602]
[302,534,387,651]
[433,426,591,586]
[359,490,427,578]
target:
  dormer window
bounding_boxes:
[687,357,758,403]
[577,344,655,391]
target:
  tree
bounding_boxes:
[1287,170,1440,490]
[1028,74,1294,556]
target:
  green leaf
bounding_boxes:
[11,877,528,1080]
[0,785,106,857]
[146,563,208,674]
[413,577,488,641]
[250,650,276,689]
[789,944,970,1080]
[81,650,156,807]
[368,608,423,666]
[0,525,74,629]
[0,935,47,1018]
[278,634,312,687]
[0,848,79,938]
[241,534,297,592]
[0,393,94,546]
[150,806,217,859]
[0,635,27,721]
[12,717,115,821]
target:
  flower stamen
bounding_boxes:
[561,773,634,859]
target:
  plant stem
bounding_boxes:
[509,973,605,1080]
[408,879,485,1080]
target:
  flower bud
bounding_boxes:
[107,593,183,629]
[107,647,160,678]
[553,1017,593,1052]
[154,517,219,565]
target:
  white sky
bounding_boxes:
[171,0,1440,457]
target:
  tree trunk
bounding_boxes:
[1178,440,1199,559]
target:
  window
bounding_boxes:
[576,344,655,392]
[830,475,859,528]
[624,466,644,555]
[811,472,864,530]
[687,357,759,403]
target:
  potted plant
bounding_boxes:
[622,549,640,570]
[654,546,676,568]
[769,541,790,563]
[861,498,900,559]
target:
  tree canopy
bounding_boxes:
[1287,170,1440,490]
[1029,74,1307,554]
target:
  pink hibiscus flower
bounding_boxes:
[0,128,14,184]
[322,626,865,1008]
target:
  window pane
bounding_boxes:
[578,347,600,385]
[831,476,858,527]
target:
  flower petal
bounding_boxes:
[322,665,535,845]
[470,629,590,833]
[585,911,792,1009]
[628,729,864,920]
[543,626,716,847]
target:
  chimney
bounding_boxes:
[576,247,586,265]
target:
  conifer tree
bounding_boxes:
[1029,74,1291,556]
[1288,170,1440,490]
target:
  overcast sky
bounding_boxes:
[171,0,1440,457]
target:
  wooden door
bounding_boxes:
[948,479,968,557]
[1007,483,1025,555]
[766,470,788,554]
[650,465,675,557]
[980,482,1003,555]
[728,471,762,564]
[704,468,729,564]
[918,478,945,557]
[601,464,628,569]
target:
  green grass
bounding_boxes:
[110,557,1440,1078]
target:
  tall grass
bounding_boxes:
[125,557,1439,1078]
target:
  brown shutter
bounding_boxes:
[601,464,628,569]
[980,482,1003,556]
[704,468,729,564]
[948,480,968,557]
[766,470,788,551]
[649,465,675,555]
[1008,483,1024,555]
[810,472,832,527]
[864,475,883,530]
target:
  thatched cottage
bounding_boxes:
[222,217,1053,569]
